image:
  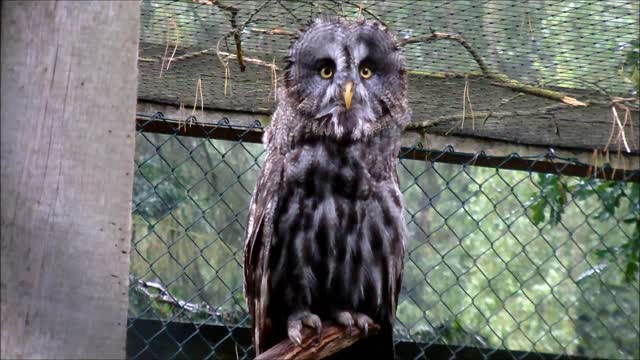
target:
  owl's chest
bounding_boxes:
[270,142,404,312]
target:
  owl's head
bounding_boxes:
[283,18,409,141]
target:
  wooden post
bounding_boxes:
[1,1,139,358]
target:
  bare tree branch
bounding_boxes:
[400,32,588,107]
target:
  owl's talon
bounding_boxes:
[334,311,373,337]
[333,311,354,336]
[353,313,373,337]
[303,313,323,345]
[287,320,303,346]
[288,311,322,347]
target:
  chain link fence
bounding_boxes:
[126,113,639,360]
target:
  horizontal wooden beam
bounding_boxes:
[135,115,639,182]
[136,45,639,153]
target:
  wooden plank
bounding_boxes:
[1,1,139,358]
[135,45,639,153]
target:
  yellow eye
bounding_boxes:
[359,66,373,79]
[319,66,333,79]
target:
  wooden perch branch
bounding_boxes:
[255,322,381,360]
[400,32,587,107]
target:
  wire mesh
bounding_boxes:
[127,113,639,360]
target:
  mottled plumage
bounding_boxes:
[243,17,411,359]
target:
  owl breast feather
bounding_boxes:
[268,136,405,325]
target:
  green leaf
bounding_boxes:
[624,261,638,282]
[530,200,547,225]
[631,66,640,93]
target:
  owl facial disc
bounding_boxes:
[284,18,408,141]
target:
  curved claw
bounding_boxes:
[302,313,323,345]
[334,311,374,337]
[333,311,355,336]
[287,311,323,347]
[287,319,303,346]
[353,313,373,337]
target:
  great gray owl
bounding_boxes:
[243,17,410,359]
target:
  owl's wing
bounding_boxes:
[243,148,284,355]
[391,172,405,323]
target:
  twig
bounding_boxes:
[450,78,468,134]
[489,77,587,106]
[225,0,273,72]
[271,57,278,102]
[327,0,388,27]
[572,78,612,99]
[400,32,489,75]
[248,27,296,36]
[197,0,273,72]
[466,76,476,129]
[159,19,181,78]
[406,104,568,131]
[611,106,631,153]
[132,277,221,318]
[400,32,587,107]
[230,10,246,72]
[624,106,637,150]
[446,75,475,135]
[215,50,280,98]
[224,62,231,96]
[255,322,380,360]
[159,30,170,78]
[217,51,281,69]
[482,93,524,125]
[188,77,205,126]
[166,27,293,64]
[461,76,467,129]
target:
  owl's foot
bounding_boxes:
[287,311,322,347]
[333,311,374,337]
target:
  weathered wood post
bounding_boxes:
[1,1,139,358]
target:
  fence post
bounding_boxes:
[1,1,139,358]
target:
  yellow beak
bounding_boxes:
[343,81,354,110]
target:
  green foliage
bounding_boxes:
[529,174,568,226]
[530,174,640,283]
[618,39,640,94]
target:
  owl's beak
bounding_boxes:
[342,81,354,110]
